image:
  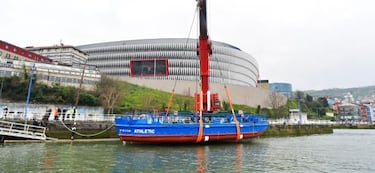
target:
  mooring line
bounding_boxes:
[58,120,115,137]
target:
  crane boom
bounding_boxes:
[194,0,220,113]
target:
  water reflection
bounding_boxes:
[0,140,271,172]
[0,143,45,172]
[196,146,205,173]
[43,146,56,170]
[194,144,244,173]
[235,144,242,173]
[1,130,375,172]
[111,141,258,172]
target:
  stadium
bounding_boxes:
[78,38,277,107]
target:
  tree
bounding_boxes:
[22,65,28,80]
[294,90,304,100]
[268,92,284,109]
[256,105,261,114]
[309,97,329,117]
[1,76,100,106]
[79,92,100,106]
[317,97,329,107]
[267,92,287,118]
[97,76,123,114]
[306,94,313,102]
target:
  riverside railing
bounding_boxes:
[0,113,117,122]
[0,120,46,140]
[268,119,374,126]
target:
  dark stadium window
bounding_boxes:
[130,59,168,76]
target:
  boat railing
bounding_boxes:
[118,112,267,124]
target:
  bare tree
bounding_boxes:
[267,92,287,118]
[268,92,284,109]
[97,76,123,114]
[102,86,121,114]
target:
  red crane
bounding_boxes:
[194,0,220,113]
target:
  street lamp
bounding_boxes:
[24,63,36,125]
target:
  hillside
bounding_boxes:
[117,81,194,112]
[305,85,375,100]
[116,81,256,113]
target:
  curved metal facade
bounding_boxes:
[77,38,259,87]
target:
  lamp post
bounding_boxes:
[298,99,302,125]
[24,64,35,125]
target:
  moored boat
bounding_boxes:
[115,0,268,143]
[115,111,268,143]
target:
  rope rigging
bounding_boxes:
[165,86,175,115]
[184,6,199,48]
[196,110,204,143]
[224,86,241,140]
[58,120,115,137]
[212,40,241,140]
[196,87,204,143]
[166,6,199,115]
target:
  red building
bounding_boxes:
[0,40,52,63]
[360,105,368,121]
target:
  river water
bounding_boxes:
[1,129,374,173]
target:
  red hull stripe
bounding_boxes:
[119,131,265,143]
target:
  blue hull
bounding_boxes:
[115,112,268,143]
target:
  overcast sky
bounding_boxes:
[1,0,375,91]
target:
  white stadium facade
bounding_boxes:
[78,38,282,107]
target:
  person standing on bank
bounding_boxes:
[32,118,39,134]
[71,121,77,140]
[72,106,77,120]
[53,108,59,120]
[3,106,8,119]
